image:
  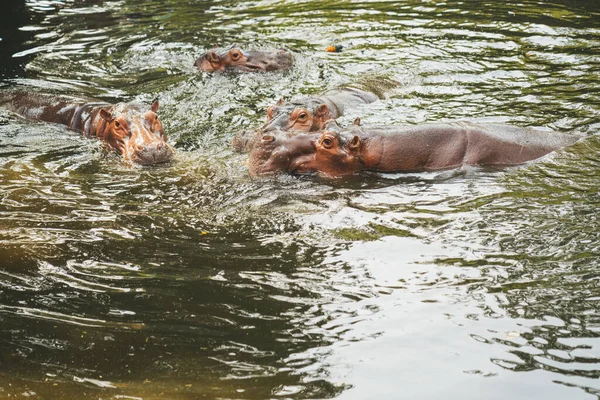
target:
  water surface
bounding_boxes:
[0,0,599,399]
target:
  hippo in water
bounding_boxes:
[0,91,175,165]
[194,47,293,73]
[232,87,379,152]
[248,122,581,177]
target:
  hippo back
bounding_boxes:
[0,91,106,129]
[316,87,379,115]
[461,122,582,165]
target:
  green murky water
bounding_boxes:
[0,0,599,398]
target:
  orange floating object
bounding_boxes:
[325,45,343,53]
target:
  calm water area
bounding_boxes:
[0,0,599,398]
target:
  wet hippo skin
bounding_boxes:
[248,122,581,177]
[0,91,175,165]
[232,87,379,153]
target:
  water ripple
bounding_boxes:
[0,0,599,399]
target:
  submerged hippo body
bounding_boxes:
[249,122,581,177]
[232,87,379,152]
[0,91,174,165]
[194,48,293,73]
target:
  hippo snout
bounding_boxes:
[134,142,175,165]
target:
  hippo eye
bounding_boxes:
[231,50,241,60]
[114,120,121,128]
[297,112,308,121]
[262,135,275,142]
[321,137,333,148]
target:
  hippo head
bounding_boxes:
[194,48,293,72]
[295,130,362,177]
[248,129,319,176]
[98,101,175,165]
[261,98,334,134]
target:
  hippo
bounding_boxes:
[248,122,581,177]
[194,47,293,73]
[0,91,175,165]
[232,87,379,152]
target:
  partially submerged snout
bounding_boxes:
[247,130,289,176]
[194,48,293,73]
[130,141,175,165]
[247,130,320,176]
[98,101,175,165]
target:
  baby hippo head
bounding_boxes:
[195,48,292,72]
[98,101,175,165]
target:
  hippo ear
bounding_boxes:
[353,117,361,126]
[277,98,285,106]
[315,104,329,117]
[348,135,361,151]
[99,108,112,122]
[151,100,159,113]
[208,51,220,63]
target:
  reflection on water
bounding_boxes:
[0,0,599,398]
